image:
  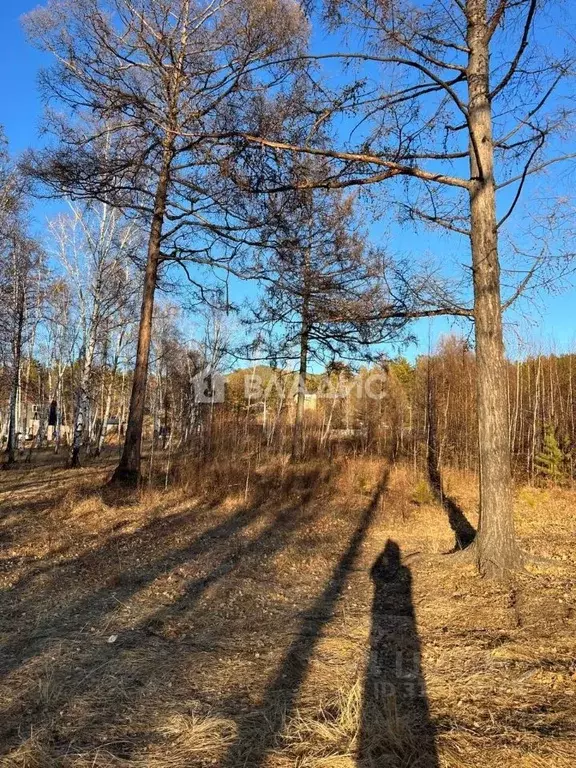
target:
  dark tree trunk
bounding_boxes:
[292,318,309,461]
[466,0,521,577]
[291,249,311,461]
[111,143,174,486]
[5,284,25,468]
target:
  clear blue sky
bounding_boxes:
[0,1,47,154]
[1,0,575,361]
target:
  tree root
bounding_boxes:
[448,545,567,578]
[404,542,565,580]
[522,552,566,571]
[108,465,140,488]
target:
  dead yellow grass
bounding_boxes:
[0,456,575,768]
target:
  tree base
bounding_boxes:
[109,464,140,489]
[447,541,529,580]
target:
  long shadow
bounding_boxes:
[358,541,438,767]
[0,489,292,680]
[0,465,115,536]
[428,463,476,550]
[0,501,308,752]
[427,404,476,550]
[220,471,389,768]
[0,466,331,757]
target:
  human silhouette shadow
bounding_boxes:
[358,540,438,768]
[219,472,389,768]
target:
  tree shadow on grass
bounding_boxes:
[0,462,336,760]
[219,470,390,768]
[428,465,476,550]
[2,462,416,768]
[358,540,438,768]
[427,413,476,550]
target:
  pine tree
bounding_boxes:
[535,424,566,484]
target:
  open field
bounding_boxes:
[1,456,575,768]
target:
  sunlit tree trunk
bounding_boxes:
[69,334,97,468]
[467,0,521,576]
[112,142,174,485]
[95,329,125,457]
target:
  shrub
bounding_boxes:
[412,478,434,505]
[534,424,569,485]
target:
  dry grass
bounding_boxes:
[0,454,575,768]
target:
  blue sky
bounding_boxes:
[1,0,575,362]
[0,2,46,154]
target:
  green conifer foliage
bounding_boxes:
[535,424,567,484]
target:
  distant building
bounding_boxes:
[105,416,120,434]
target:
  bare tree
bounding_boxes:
[0,134,46,467]
[93,312,136,457]
[241,173,407,458]
[48,201,138,466]
[0,232,45,467]
[228,0,575,576]
[40,279,75,453]
[24,0,307,485]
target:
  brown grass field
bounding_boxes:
[0,454,575,767]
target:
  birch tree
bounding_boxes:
[0,135,45,467]
[0,232,45,466]
[24,0,307,485]
[48,202,138,467]
[42,279,75,452]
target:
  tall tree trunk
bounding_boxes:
[467,0,521,577]
[292,301,310,461]
[95,330,124,457]
[321,372,341,446]
[511,360,520,464]
[531,356,541,480]
[54,362,65,453]
[27,365,46,462]
[569,355,574,481]
[95,374,114,458]
[21,297,40,440]
[5,282,25,467]
[111,142,173,486]
[69,335,96,468]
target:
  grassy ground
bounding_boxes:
[0,454,575,767]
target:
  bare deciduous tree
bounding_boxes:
[241,173,407,458]
[1,233,45,467]
[0,135,46,467]
[228,0,575,576]
[24,0,307,485]
[48,201,138,466]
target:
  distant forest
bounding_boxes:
[3,332,574,484]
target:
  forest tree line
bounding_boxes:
[2,306,574,487]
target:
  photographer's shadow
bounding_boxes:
[358,540,438,767]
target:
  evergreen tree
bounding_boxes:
[535,424,567,484]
